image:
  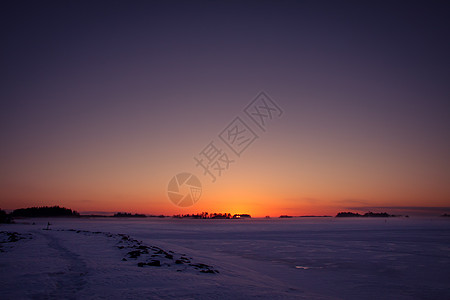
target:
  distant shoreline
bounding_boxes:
[3,206,449,223]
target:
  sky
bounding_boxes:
[1,1,449,217]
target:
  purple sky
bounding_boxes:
[1,1,449,216]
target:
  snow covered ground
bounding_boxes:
[1,217,449,299]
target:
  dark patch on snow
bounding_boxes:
[0,231,32,252]
[56,228,219,274]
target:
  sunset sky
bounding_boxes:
[1,1,449,217]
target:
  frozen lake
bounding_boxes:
[1,217,449,299]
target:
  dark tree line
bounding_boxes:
[11,206,79,217]
[336,211,396,218]
[173,212,232,219]
[0,209,13,223]
[172,212,251,219]
[113,212,146,218]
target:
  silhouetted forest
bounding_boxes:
[0,209,13,223]
[113,212,146,218]
[336,212,396,218]
[11,206,79,217]
[172,212,251,219]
